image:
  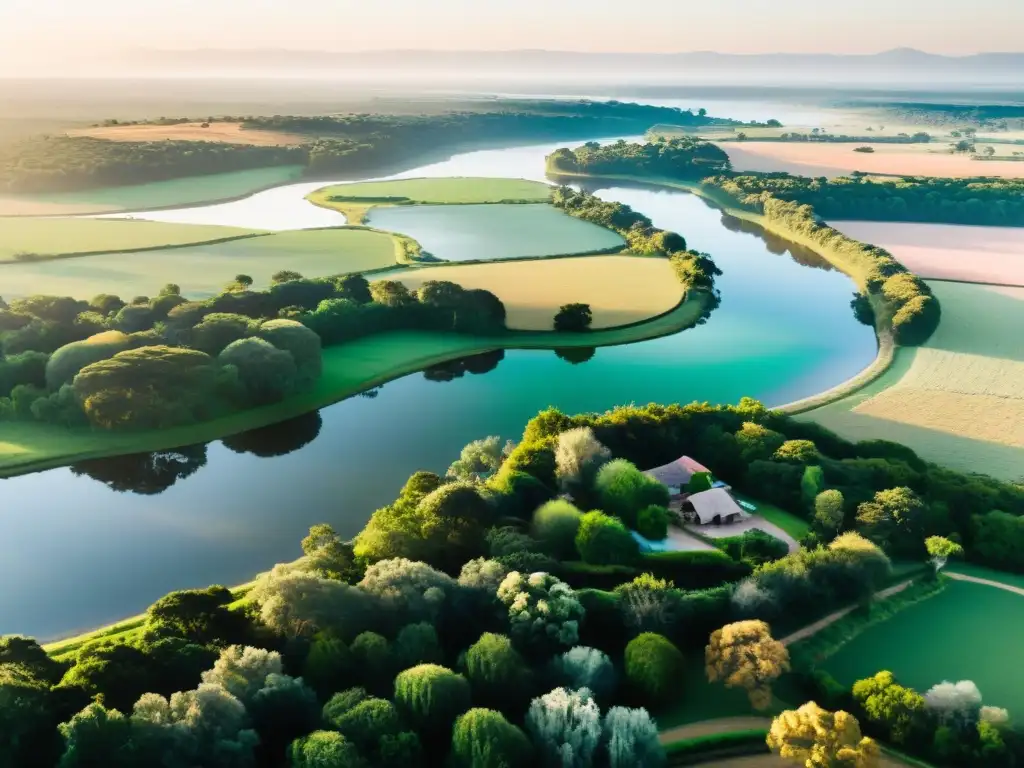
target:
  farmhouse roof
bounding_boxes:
[643,455,712,488]
[687,488,749,525]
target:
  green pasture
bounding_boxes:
[732,493,810,540]
[5,166,306,214]
[310,176,551,205]
[0,217,260,261]
[0,292,710,479]
[823,579,1024,713]
[798,281,1024,480]
[0,227,399,300]
[947,563,1024,590]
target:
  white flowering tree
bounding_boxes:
[358,557,459,623]
[250,566,372,638]
[459,558,510,593]
[603,706,664,768]
[525,687,602,768]
[497,572,584,654]
[201,646,283,705]
[924,680,983,728]
[447,436,513,482]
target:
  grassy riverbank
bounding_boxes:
[307,176,552,223]
[0,218,263,261]
[0,291,711,479]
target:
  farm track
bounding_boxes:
[777,579,913,646]
[658,716,770,744]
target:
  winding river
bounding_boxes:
[0,139,877,639]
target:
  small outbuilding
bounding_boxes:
[683,488,750,525]
[643,455,713,497]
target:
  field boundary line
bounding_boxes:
[946,571,1024,596]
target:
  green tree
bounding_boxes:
[451,708,533,768]
[531,500,584,559]
[332,698,402,753]
[57,702,136,768]
[575,511,639,565]
[855,487,927,554]
[72,345,218,430]
[594,459,670,528]
[851,671,926,745]
[496,572,584,655]
[636,505,670,540]
[303,632,352,698]
[624,633,684,706]
[45,331,131,389]
[394,623,443,669]
[603,706,664,768]
[189,312,255,356]
[219,337,298,406]
[735,422,785,462]
[925,536,963,573]
[393,664,471,738]
[288,731,366,768]
[773,440,820,464]
[687,471,713,494]
[553,303,592,332]
[257,319,322,381]
[463,633,533,714]
[814,490,845,533]
[350,632,393,696]
[801,465,825,510]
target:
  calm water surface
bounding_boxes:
[0,140,876,639]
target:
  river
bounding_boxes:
[0,139,877,640]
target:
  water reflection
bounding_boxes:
[221,412,323,458]
[423,349,505,381]
[71,445,208,495]
[555,347,597,365]
[718,213,835,271]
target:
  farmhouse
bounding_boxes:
[642,455,730,498]
[682,488,750,525]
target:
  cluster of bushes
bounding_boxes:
[547,136,732,179]
[1,100,738,194]
[0,135,305,194]
[0,272,505,430]
[718,172,1024,227]
[736,131,932,144]
[791,666,1022,767]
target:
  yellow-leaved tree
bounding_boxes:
[768,701,880,767]
[705,619,789,709]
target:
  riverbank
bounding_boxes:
[0,291,711,479]
[547,166,896,413]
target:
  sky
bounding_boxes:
[1,0,1021,75]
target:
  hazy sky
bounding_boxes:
[1,0,1020,72]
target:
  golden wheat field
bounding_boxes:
[393,255,682,330]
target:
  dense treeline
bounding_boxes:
[874,101,1024,128]
[548,139,940,346]
[0,101,741,195]
[705,178,941,344]
[6,396,1024,766]
[0,273,505,431]
[715,172,1024,227]
[548,136,731,179]
[723,131,932,143]
[0,137,305,194]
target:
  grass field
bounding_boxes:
[308,177,552,224]
[0,166,306,216]
[0,228,400,300]
[0,292,710,478]
[69,121,307,146]
[947,563,1024,590]
[742,499,811,540]
[391,255,681,330]
[719,141,1024,179]
[799,282,1024,480]
[834,221,1024,286]
[823,579,1024,713]
[0,217,260,261]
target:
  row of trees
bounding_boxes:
[0,272,506,430]
[718,172,1024,227]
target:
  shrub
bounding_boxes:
[451,708,534,768]
[575,511,640,566]
[464,632,533,713]
[497,571,584,655]
[393,664,472,736]
[636,505,670,540]
[532,500,584,559]
[554,303,593,332]
[624,632,684,706]
[45,331,131,389]
[332,697,402,753]
[638,550,751,589]
[594,459,670,528]
[555,646,617,701]
[288,731,365,768]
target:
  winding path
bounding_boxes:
[658,716,770,745]
[777,579,914,646]
[946,571,1024,596]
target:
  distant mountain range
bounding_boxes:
[123,48,1024,83]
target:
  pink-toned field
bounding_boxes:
[719,141,1024,179]
[68,122,306,146]
[834,221,1024,286]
